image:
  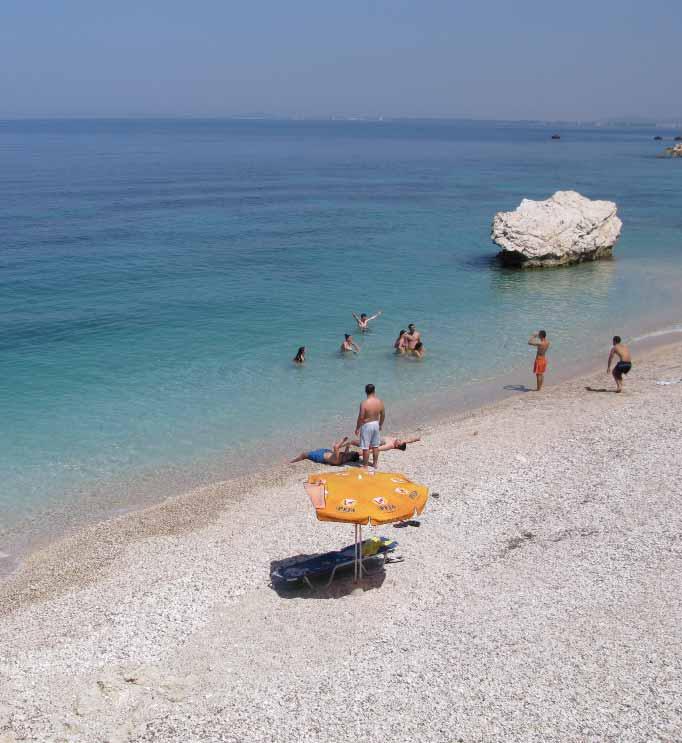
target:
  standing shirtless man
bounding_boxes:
[355,383,385,468]
[528,330,550,391]
[607,335,632,393]
[403,323,421,350]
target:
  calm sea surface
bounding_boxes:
[1,119,681,545]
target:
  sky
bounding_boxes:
[1,0,680,120]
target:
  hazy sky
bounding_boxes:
[1,0,680,120]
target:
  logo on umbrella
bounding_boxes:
[337,498,357,513]
[373,496,397,512]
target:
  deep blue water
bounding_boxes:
[1,119,681,538]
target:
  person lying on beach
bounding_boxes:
[355,383,385,468]
[528,330,550,391]
[403,323,421,350]
[293,346,306,364]
[411,341,425,359]
[394,329,408,354]
[607,335,632,393]
[352,310,382,332]
[349,434,421,452]
[290,436,361,466]
[340,334,360,354]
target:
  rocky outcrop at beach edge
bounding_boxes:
[491,190,622,268]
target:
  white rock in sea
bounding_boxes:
[492,190,622,268]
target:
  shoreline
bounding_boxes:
[2,331,681,615]
[1,337,680,741]
[2,293,681,576]
[1,333,680,741]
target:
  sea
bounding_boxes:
[1,118,681,562]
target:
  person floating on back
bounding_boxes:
[355,383,385,468]
[352,310,382,332]
[293,346,306,364]
[607,335,632,393]
[340,334,360,354]
[528,330,550,391]
[290,436,360,466]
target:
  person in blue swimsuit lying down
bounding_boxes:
[290,436,361,466]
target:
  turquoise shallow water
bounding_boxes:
[1,119,681,540]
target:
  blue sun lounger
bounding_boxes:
[272,536,400,589]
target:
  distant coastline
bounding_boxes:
[1,114,680,128]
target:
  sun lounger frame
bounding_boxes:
[273,533,399,590]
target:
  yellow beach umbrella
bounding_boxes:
[304,469,429,581]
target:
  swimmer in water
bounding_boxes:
[394,329,408,354]
[293,346,305,364]
[340,334,361,354]
[403,323,421,350]
[411,341,425,359]
[352,310,382,332]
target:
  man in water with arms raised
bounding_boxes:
[528,330,550,391]
[355,383,385,468]
[352,310,382,332]
[607,335,632,393]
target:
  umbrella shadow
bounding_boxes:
[585,386,615,393]
[269,554,388,599]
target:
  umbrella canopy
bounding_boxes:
[305,469,429,525]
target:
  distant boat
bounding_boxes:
[654,135,663,141]
[675,136,682,141]
[551,134,561,140]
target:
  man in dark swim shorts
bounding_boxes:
[607,335,632,393]
[290,436,360,466]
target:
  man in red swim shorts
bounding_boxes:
[528,330,550,391]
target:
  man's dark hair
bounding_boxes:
[345,334,351,340]
[396,442,407,451]
[415,342,423,350]
[613,335,621,344]
[408,323,415,330]
[539,330,546,339]
[349,451,361,462]
[360,313,367,319]
[365,383,375,395]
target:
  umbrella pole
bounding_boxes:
[355,523,365,583]
[353,523,361,583]
[358,524,362,580]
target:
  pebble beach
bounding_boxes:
[1,340,681,743]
